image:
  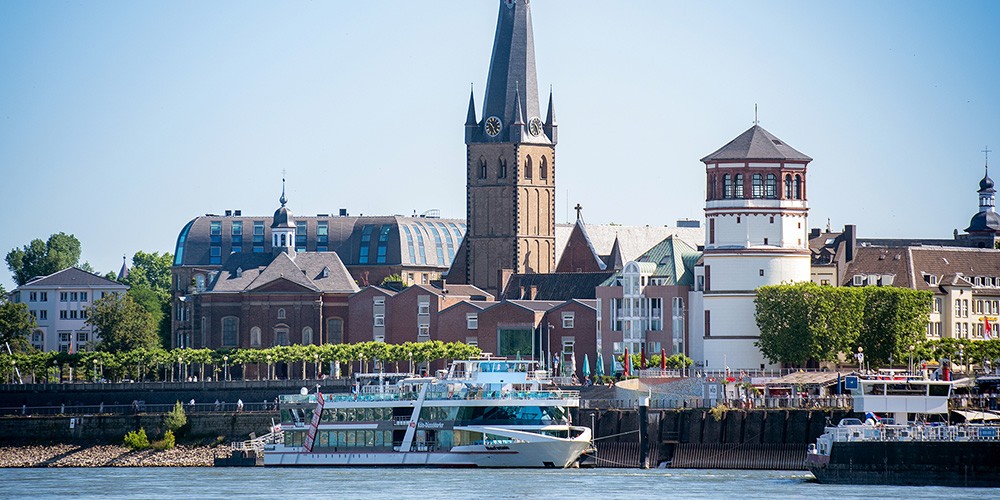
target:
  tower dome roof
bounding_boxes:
[271,179,295,229]
[980,172,994,191]
[966,210,1000,234]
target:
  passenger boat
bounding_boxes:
[263,358,593,467]
[806,377,1000,486]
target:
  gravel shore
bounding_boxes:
[0,444,220,467]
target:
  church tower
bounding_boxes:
[271,179,296,256]
[464,0,556,294]
[963,151,1000,247]
[697,125,812,370]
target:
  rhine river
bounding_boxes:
[2,468,995,499]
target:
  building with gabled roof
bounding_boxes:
[10,267,128,352]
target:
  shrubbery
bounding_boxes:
[124,428,150,450]
[164,401,187,432]
[151,430,175,450]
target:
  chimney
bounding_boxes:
[497,268,513,297]
[225,210,232,217]
[529,285,538,300]
[809,228,821,239]
[339,208,348,217]
[844,224,857,262]
[234,210,242,216]
[519,286,526,300]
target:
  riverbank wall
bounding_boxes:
[0,413,275,445]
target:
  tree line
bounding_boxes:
[755,282,935,367]
[0,341,483,384]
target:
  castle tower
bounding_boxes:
[699,125,812,369]
[464,0,556,294]
[964,154,1000,247]
[271,179,296,256]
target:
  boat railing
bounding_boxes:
[232,429,283,456]
[826,424,1000,443]
[422,389,580,401]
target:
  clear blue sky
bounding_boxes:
[2,0,999,289]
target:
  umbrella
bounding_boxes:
[595,352,605,378]
[570,352,577,379]
[628,351,635,377]
[623,348,631,378]
[661,348,667,371]
[582,354,591,379]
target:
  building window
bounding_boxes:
[421,273,429,284]
[820,279,831,286]
[784,174,792,199]
[853,275,865,286]
[752,173,763,198]
[210,221,222,244]
[277,308,286,320]
[418,296,430,315]
[467,313,478,330]
[39,310,47,320]
[232,221,243,246]
[374,314,385,327]
[734,174,744,198]
[250,327,261,347]
[479,157,488,179]
[524,155,532,179]
[794,175,802,199]
[60,310,68,319]
[765,173,777,198]
[327,318,344,344]
[497,156,507,178]
[540,156,548,179]
[933,297,942,313]
[374,296,385,306]
[562,312,575,329]
[723,174,732,198]
[407,273,414,284]
[210,246,222,265]
[29,292,37,302]
[222,317,239,346]
[77,332,88,342]
[759,269,765,277]
[60,292,68,302]
[296,221,307,251]
[418,325,430,337]
[562,338,575,354]
[465,337,478,346]
[253,220,265,250]
[376,225,391,264]
[274,327,289,346]
[40,292,47,302]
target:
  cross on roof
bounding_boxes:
[574,203,583,221]
[984,146,992,167]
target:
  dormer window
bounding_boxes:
[235,267,243,278]
[853,275,865,286]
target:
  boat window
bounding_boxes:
[928,384,950,397]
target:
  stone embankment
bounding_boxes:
[0,444,218,467]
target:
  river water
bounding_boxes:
[2,468,995,499]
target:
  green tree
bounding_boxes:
[5,232,82,285]
[379,274,408,288]
[0,288,36,350]
[86,293,158,353]
[164,401,187,432]
[755,282,863,366]
[857,287,933,366]
[121,251,174,349]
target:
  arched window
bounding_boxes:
[765,173,777,198]
[540,157,548,179]
[497,156,507,178]
[784,174,792,199]
[734,174,744,198]
[250,327,261,347]
[751,173,763,198]
[222,317,239,347]
[327,318,344,344]
[478,157,487,179]
[723,174,732,198]
[277,308,286,320]
[274,325,289,346]
[794,175,802,199]
[194,274,206,292]
[302,326,313,345]
[524,155,533,179]
[280,233,286,246]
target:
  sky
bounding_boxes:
[2,0,999,290]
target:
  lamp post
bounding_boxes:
[178,355,183,382]
[909,345,915,374]
[223,355,229,381]
[53,360,59,384]
[408,351,413,375]
[314,354,320,379]
[266,355,272,381]
[93,358,98,383]
[856,347,864,372]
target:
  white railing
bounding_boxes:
[827,424,1000,443]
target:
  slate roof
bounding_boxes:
[504,300,565,312]
[553,223,703,267]
[700,125,812,163]
[843,245,1000,292]
[208,251,359,294]
[966,210,1000,233]
[600,236,702,287]
[501,272,616,301]
[20,267,128,289]
[404,283,493,301]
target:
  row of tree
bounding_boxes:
[0,341,482,384]
[755,282,933,367]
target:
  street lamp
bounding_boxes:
[856,347,864,372]
[266,355,272,380]
[909,345,915,374]
[223,355,229,381]
[178,355,183,382]
[93,359,98,383]
[314,354,320,379]
[408,351,413,375]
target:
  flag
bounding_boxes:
[660,348,667,371]
[986,318,993,340]
[623,348,630,378]
[640,345,647,370]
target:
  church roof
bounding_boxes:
[701,125,812,163]
[554,223,703,266]
[500,272,616,301]
[966,210,1000,234]
[208,251,359,294]
[471,0,550,145]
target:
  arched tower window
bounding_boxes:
[222,317,239,347]
[765,173,777,199]
[723,174,733,198]
[708,174,716,199]
[302,326,313,345]
[327,318,344,344]
[794,175,802,199]
[478,157,487,179]
[751,173,763,198]
[540,156,548,179]
[497,157,507,178]
[280,234,286,246]
[277,308,286,320]
[784,174,792,199]
[735,174,744,198]
[250,327,261,347]
[524,155,533,179]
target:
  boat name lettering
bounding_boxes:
[419,422,444,429]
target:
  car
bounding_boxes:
[837,418,863,427]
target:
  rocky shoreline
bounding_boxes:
[0,444,222,467]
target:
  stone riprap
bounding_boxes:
[0,444,218,467]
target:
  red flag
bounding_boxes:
[986,318,993,340]
[660,348,667,371]
[623,348,630,377]
[640,345,647,370]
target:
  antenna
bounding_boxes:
[753,104,759,125]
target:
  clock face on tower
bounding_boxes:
[484,116,502,137]
[528,117,543,136]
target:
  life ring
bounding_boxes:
[409,421,416,428]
